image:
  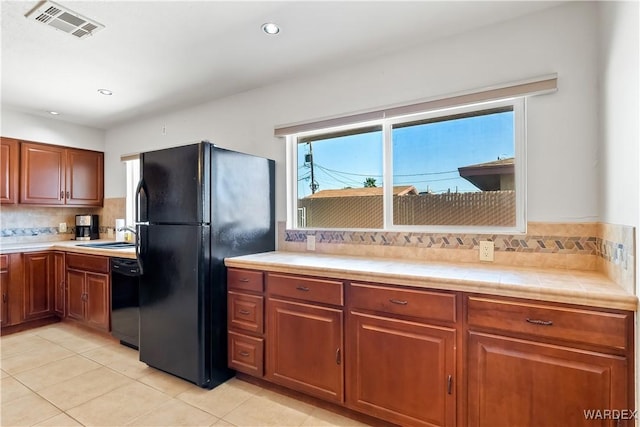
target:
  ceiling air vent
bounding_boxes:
[25,1,104,39]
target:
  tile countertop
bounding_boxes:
[0,240,137,259]
[225,251,638,312]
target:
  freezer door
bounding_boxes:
[138,224,211,386]
[141,143,210,224]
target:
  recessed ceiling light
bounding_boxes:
[261,22,280,35]
[48,111,60,115]
[97,88,113,95]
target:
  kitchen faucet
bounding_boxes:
[117,226,137,235]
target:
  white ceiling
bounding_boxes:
[1,1,563,130]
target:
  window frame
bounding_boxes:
[286,97,526,234]
[124,157,140,227]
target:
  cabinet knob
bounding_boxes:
[60,191,64,199]
[66,191,70,198]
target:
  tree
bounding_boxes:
[363,177,377,188]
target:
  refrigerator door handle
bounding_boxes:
[135,178,148,275]
[135,223,147,275]
[135,178,148,223]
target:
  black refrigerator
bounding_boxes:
[136,141,275,388]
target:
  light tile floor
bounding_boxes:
[1,323,370,426]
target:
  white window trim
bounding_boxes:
[286,97,527,234]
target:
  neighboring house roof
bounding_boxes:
[458,157,514,191]
[305,185,418,199]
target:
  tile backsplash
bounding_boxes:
[1,207,634,294]
[0,198,126,243]
[279,221,635,294]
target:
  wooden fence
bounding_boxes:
[298,191,515,228]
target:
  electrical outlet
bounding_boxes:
[306,235,316,251]
[479,241,494,262]
[58,222,67,233]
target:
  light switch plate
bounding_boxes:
[59,222,67,233]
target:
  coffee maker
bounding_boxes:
[75,214,99,240]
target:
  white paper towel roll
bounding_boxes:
[115,219,125,242]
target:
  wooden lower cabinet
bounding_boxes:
[53,252,65,317]
[266,298,344,403]
[66,269,110,331]
[227,269,634,427]
[1,255,10,326]
[467,332,629,427]
[66,254,110,332]
[66,269,85,321]
[347,311,456,427]
[23,252,55,321]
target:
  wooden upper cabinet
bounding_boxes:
[19,141,103,207]
[21,142,66,205]
[66,148,104,206]
[1,138,19,204]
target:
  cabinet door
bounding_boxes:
[1,138,19,204]
[66,149,103,206]
[267,298,344,403]
[347,311,456,427]
[467,331,628,427]
[53,252,65,317]
[20,142,65,205]
[1,256,8,326]
[85,272,109,331]
[66,269,85,321]
[23,252,54,320]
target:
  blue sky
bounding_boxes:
[298,111,514,198]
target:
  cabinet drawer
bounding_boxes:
[467,296,630,351]
[228,268,264,293]
[267,273,343,306]
[66,253,109,273]
[349,282,456,324]
[228,331,264,377]
[228,291,264,334]
[0,254,7,271]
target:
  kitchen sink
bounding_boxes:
[78,242,135,249]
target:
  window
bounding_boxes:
[288,98,525,232]
[124,157,140,227]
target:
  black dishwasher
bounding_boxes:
[111,257,141,349]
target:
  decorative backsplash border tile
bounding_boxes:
[1,227,73,238]
[284,229,604,255]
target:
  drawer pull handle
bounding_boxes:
[239,351,250,357]
[296,286,310,292]
[526,318,553,326]
[389,298,408,305]
[336,348,341,365]
[239,278,250,283]
[447,375,453,395]
[238,309,251,315]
